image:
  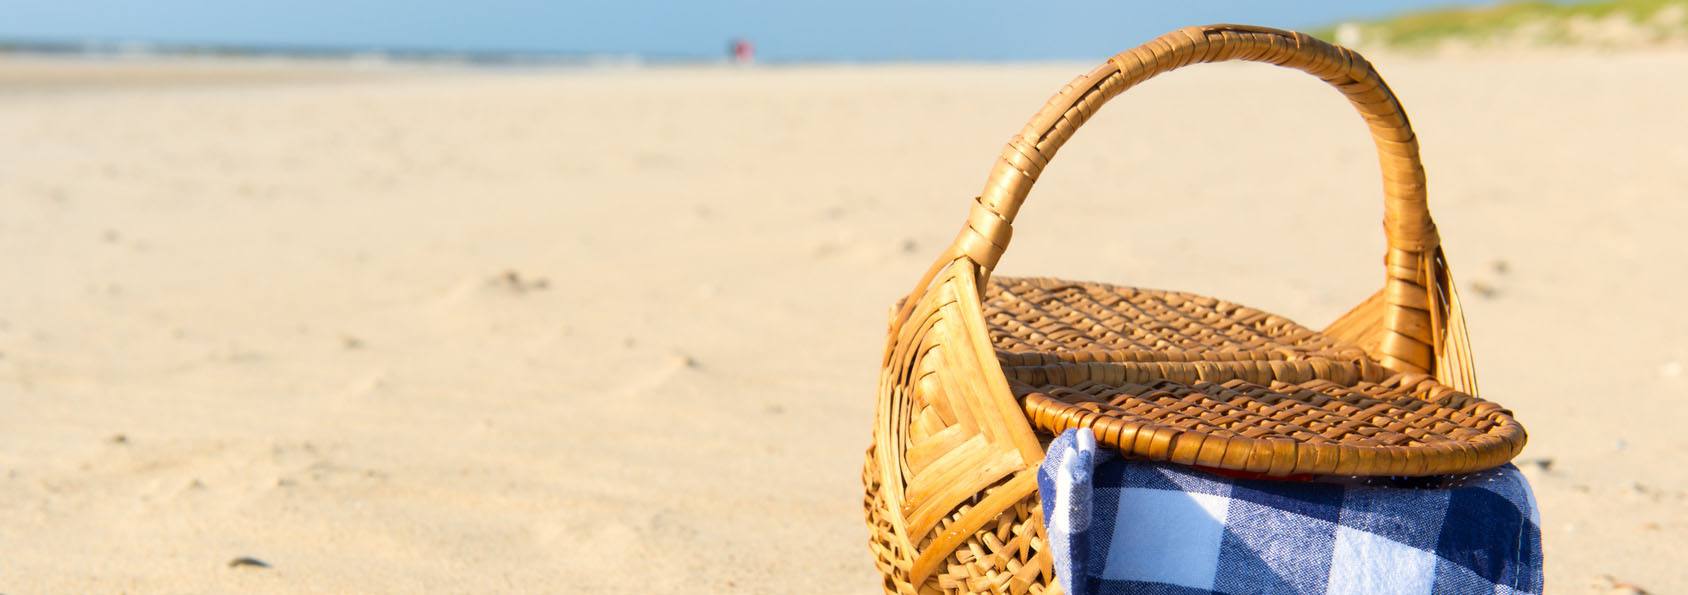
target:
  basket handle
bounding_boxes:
[924,24,1449,375]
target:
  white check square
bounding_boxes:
[1102,487,1230,590]
[1327,525,1437,595]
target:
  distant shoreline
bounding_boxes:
[8,33,1688,93]
[0,37,679,68]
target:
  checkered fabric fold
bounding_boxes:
[1038,429,1543,595]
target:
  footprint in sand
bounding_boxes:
[608,351,698,398]
[420,269,553,314]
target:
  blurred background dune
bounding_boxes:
[1,1,1684,593]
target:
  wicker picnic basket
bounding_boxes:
[863,25,1527,594]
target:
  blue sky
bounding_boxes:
[0,1,1484,61]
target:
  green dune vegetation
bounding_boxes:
[1316,0,1688,50]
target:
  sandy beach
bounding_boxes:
[0,51,1684,593]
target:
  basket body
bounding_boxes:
[868,261,1058,595]
[863,25,1526,594]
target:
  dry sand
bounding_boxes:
[0,52,1683,593]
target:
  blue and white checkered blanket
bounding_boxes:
[1038,429,1543,595]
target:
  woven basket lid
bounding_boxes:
[986,277,1525,477]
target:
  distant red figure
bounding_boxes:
[730,38,754,64]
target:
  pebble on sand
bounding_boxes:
[1598,574,1650,594]
[227,556,270,569]
[1520,457,1553,472]
[1470,280,1499,299]
[492,270,550,293]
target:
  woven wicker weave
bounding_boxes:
[865,25,1527,594]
